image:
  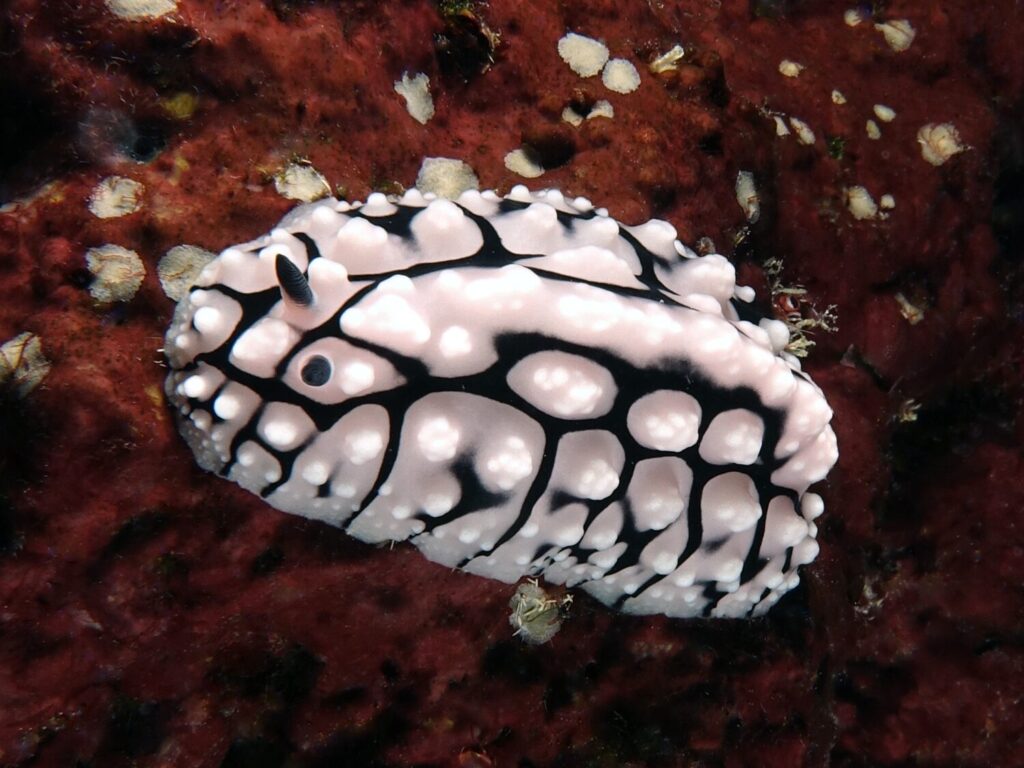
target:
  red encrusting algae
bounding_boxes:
[0,1,1022,765]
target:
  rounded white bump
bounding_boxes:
[627,390,702,451]
[699,409,765,466]
[416,415,461,462]
[507,351,617,419]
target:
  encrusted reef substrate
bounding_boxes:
[1,0,1023,765]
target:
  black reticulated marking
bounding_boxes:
[346,395,406,528]
[414,454,511,534]
[300,355,332,386]
[292,232,322,262]
[173,196,814,617]
[275,253,314,306]
[497,197,531,215]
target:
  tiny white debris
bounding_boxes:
[844,8,865,26]
[393,72,435,124]
[588,99,614,120]
[778,60,805,78]
[649,44,686,73]
[789,117,816,145]
[895,292,924,324]
[508,579,571,645]
[875,19,916,52]
[86,244,146,302]
[735,171,760,223]
[602,58,641,94]
[773,115,791,137]
[880,193,896,209]
[873,104,896,122]
[415,157,479,199]
[917,123,966,166]
[504,148,545,179]
[846,186,878,220]
[158,245,216,301]
[866,119,882,140]
[896,398,921,423]
[557,32,609,78]
[831,89,847,105]
[88,176,143,219]
[0,332,51,398]
[106,0,176,20]
[274,161,331,202]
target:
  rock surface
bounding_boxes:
[0,1,1022,766]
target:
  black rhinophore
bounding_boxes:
[275,253,314,307]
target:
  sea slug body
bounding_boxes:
[165,186,838,618]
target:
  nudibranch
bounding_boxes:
[165,186,838,618]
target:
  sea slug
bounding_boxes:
[164,186,838,618]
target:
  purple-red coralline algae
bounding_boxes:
[0,1,1022,765]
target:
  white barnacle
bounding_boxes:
[86,244,145,303]
[602,58,641,93]
[106,0,176,20]
[0,332,50,398]
[415,157,479,199]
[917,123,966,166]
[789,117,816,146]
[735,171,760,223]
[158,245,216,301]
[88,176,143,219]
[557,32,609,77]
[845,186,878,220]
[873,104,896,123]
[394,72,434,124]
[274,161,331,202]
[778,60,804,78]
[504,148,545,179]
[875,19,916,52]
